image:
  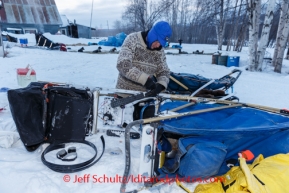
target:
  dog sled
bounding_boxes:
[109,69,242,111]
[74,86,289,192]
[168,69,242,97]
[6,80,289,192]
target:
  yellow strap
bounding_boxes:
[176,178,192,193]
[169,75,189,90]
[159,151,165,168]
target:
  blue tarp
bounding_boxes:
[171,45,182,49]
[158,101,289,177]
[98,32,127,47]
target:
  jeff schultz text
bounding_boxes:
[65,174,225,184]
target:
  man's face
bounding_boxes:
[151,41,161,49]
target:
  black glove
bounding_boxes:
[145,83,165,97]
[144,77,156,90]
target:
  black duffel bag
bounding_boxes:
[7,82,105,173]
[45,86,93,143]
[8,82,47,151]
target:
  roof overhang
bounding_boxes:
[7,28,22,31]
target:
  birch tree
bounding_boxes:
[255,0,275,71]
[274,3,289,72]
[267,5,282,48]
[272,0,289,73]
[272,0,288,64]
[247,0,261,71]
[215,0,228,50]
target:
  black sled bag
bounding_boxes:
[7,82,93,151]
[46,86,93,143]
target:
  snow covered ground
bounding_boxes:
[0,34,289,193]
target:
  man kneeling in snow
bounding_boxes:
[115,21,172,97]
[115,21,172,120]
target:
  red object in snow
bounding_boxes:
[60,43,67,52]
[17,68,36,75]
[17,65,37,87]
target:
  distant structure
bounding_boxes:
[59,15,96,39]
[0,0,62,34]
[91,29,120,38]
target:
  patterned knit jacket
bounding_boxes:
[116,31,170,92]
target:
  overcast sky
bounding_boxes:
[54,0,126,29]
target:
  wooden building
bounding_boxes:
[59,15,96,39]
[0,0,62,34]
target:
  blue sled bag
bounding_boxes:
[162,137,227,178]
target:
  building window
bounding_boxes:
[61,29,66,35]
[7,28,22,34]
[24,29,38,34]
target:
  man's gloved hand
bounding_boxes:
[145,83,165,97]
[144,77,156,90]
